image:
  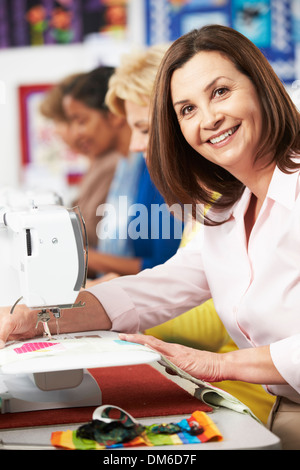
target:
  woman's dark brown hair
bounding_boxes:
[148,24,300,224]
[62,66,115,112]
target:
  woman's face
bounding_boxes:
[124,99,150,158]
[63,95,120,159]
[53,120,81,154]
[171,51,264,178]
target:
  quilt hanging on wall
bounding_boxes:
[0,0,128,48]
[145,0,298,84]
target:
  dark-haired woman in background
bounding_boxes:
[62,67,131,255]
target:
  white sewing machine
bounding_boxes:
[0,189,159,413]
[0,188,90,412]
[0,188,87,316]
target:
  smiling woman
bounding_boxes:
[148,25,300,226]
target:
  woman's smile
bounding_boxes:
[207,124,240,146]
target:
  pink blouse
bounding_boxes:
[88,164,300,404]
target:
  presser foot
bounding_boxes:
[35,310,53,340]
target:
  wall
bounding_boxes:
[0,2,299,192]
[0,0,145,191]
[0,43,88,188]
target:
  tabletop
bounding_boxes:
[0,361,281,450]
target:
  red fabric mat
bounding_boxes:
[0,364,212,429]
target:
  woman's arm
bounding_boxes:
[0,233,209,347]
[119,333,286,385]
[88,249,142,276]
[0,291,112,348]
[221,344,286,385]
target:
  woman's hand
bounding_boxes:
[119,333,287,386]
[119,333,224,382]
[0,305,41,348]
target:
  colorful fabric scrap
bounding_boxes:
[51,410,222,450]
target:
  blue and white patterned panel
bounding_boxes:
[145,0,296,84]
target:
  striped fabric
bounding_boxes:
[51,411,222,450]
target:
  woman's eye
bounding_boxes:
[181,105,194,116]
[213,87,228,98]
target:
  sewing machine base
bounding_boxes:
[0,369,102,413]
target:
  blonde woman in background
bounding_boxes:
[105,44,275,424]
